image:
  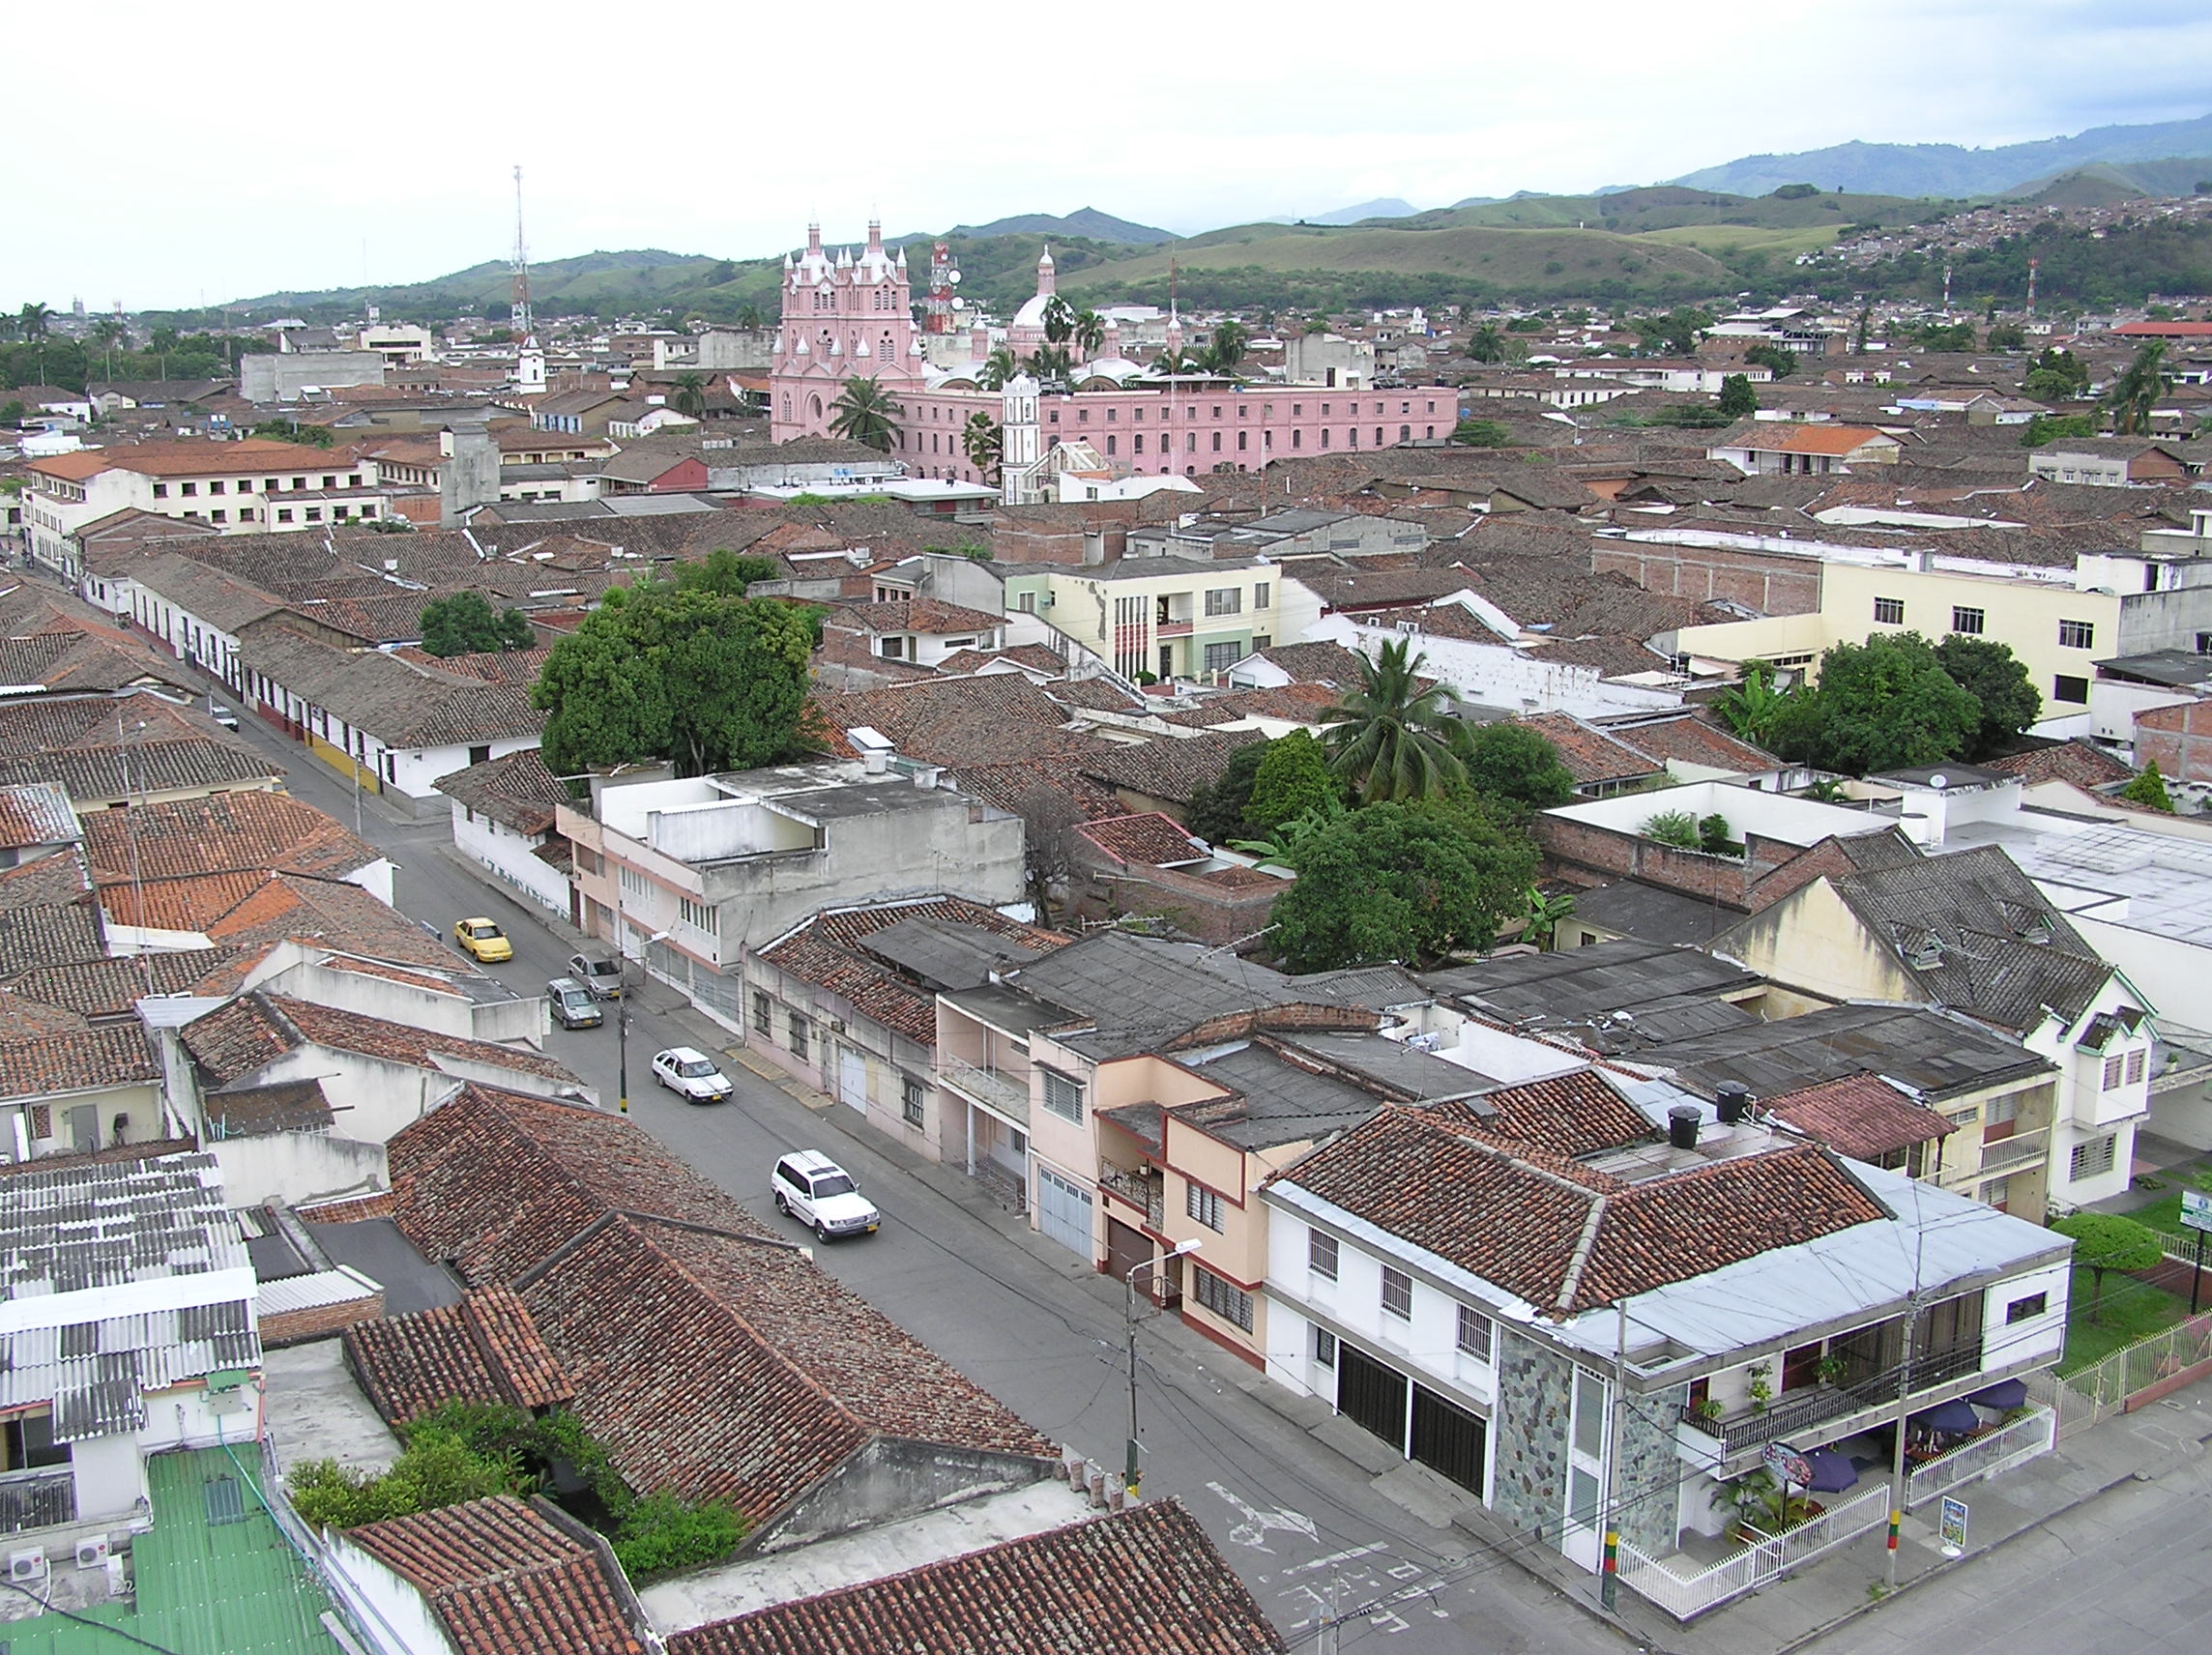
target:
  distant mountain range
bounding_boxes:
[938,207,1174,246]
[1304,198,1420,225]
[1668,112,2212,199]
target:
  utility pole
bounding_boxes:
[1885,1298,1918,1588]
[1124,1239,1201,1497]
[1602,1301,1627,1610]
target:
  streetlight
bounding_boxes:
[616,927,670,1115]
[1124,1237,1202,1498]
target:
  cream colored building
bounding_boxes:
[1032,557,1322,684]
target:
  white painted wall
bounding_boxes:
[206,1131,389,1208]
[1305,613,1683,719]
[450,801,569,916]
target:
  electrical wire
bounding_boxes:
[0,1572,190,1655]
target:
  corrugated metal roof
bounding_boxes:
[0,1151,248,1296]
[256,1266,379,1319]
[1,1298,258,1440]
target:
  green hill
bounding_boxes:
[2004,158,2212,206]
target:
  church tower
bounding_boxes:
[771,218,922,442]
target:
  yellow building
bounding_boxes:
[1033,558,1322,683]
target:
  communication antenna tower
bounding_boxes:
[510,165,534,342]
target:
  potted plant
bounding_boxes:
[1730,1471,1824,1543]
[1693,1396,1725,1424]
[1747,1361,1774,1412]
[1816,1354,1849,1386]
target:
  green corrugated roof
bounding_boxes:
[2,1446,339,1654]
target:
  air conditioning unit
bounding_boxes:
[10,1547,48,1582]
[75,1535,110,1569]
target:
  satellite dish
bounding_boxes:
[948,271,963,284]
[1929,773,1949,790]
[951,299,966,311]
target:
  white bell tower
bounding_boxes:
[1001,373,1042,503]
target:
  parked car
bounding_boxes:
[568,950,624,1000]
[546,977,602,1030]
[453,917,512,963]
[208,704,240,730]
[771,1150,880,1240]
[652,1046,732,1104]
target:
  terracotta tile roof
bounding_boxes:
[1514,713,1664,787]
[668,1499,1285,1655]
[181,992,581,1090]
[1077,812,1209,867]
[0,991,92,1035]
[1277,1106,1885,1316]
[388,1084,771,1286]
[344,1288,574,1424]
[810,675,1071,767]
[0,902,106,973]
[519,1215,1055,1520]
[1457,1069,1657,1159]
[1070,730,1265,807]
[756,897,1064,1045]
[8,948,236,1018]
[0,852,90,914]
[237,623,546,749]
[0,784,80,850]
[1599,711,1780,773]
[1243,640,1368,686]
[32,437,341,480]
[1164,683,1341,729]
[1982,740,2136,789]
[432,748,571,836]
[1762,1074,1956,1160]
[346,1495,645,1655]
[824,598,1004,636]
[933,643,1069,677]
[1719,423,1896,457]
[79,791,380,886]
[0,1025,159,1100]
[203,1078,334,1137]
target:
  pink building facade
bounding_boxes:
[770,223,1459,485]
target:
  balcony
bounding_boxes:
[1680,1339,1987,1464]
[938,1058,1031,1124]
[1155,618,1194,637]
[1099,1163,1165,1228]
[0,1466,75,1536]
[1978,1127,2049,1174]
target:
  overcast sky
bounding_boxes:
[12,0,2210,311]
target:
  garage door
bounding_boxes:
[838,1048,867,1112]
[1337,1345,1409,1452]
[1411,1383,1486,1493]
[1105,1217,1150,1285]
[1034,1165,1093,1258]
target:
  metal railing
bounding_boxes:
[1679,1340,1987,1460]
[2030,1310,2212,1437]
[937,1058,1031,1121]
[1098,1164,1165,1228]
[0,1466,74,1535]
[1977,1129,2050,1173]
[1623,1408,2056,1620]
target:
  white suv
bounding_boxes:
[772,1150,880,1241]
[652,1046,733,1104]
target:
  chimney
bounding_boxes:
[1715,1082,1751,1125]
[1667,1105,1702,1151]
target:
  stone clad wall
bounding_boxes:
[1492,1329,1571,1539]
[1615,1383,1690,1555]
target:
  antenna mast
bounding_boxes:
[510,165,534,343]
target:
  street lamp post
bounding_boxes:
[616,926,671,1115]
[1124,1237,1202,1498]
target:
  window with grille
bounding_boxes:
[1456,1304,1494,1362]
[1951,606,1986,636]
[1204,641,1240,674]
[620,865,650,899]
[1873,596,1904,624]
[2052,675,2088,705]
[1254,582,1270,609]
[752,992,771,1035]
[1381,1265,1412,1321]
[789,1014,809,1060]
[2058,619,2095,650]
[1192,1267,1254,1331]
[1041,1068,1084,1123]
[1186,1182,1225,1232]
[1312,1326,1337,1368]
[2102,1053,2125,1089]
[902,1075,926,1127]
[1308,1230,1339,1280]
[2070,1133,2117,1180]
[2127,1049,2146,1085]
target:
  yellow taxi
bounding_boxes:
[453,917,513,964]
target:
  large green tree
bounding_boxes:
[2105,340,2171,437]
[1771,632,1981,775]
[1322,639,1468,803]
[1718,374,1759,418]
[2051,1211,2163,1323]
[1742,342,1795,380]
[1934,635,2041,758]
[673,548,777,595]
[1244,729,1340,834]
[1464,323,1506,363]
[532,581,816,777]
[1460,722,1577,809]
[2023,347,2091,402]
[961,412,1003,481]
[1268,799,1538,972]
[1186,739,1270,845]
[829,376,903,451]
[1202,320,1249,374]
[420,592,535,656]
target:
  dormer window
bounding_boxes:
[1909,933,1945,971]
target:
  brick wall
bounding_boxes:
[1538,816,1759,905]
[261,1287,385,1348]
[1072,853,1283,946]
[2136,698,2212,784]
[1593,540,1822,616]
[293,1192,394,1223]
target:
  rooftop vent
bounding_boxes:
[1667,1105,1702,1151]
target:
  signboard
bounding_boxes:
[2182,1189,2212,1234]
[1761,1440,1813,1488]
[1938,1495,1968,1556]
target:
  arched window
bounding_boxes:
[1375,426,1384,445]
[780,394,792,421]
[1400,425,1411,443]
[808,392,824,421]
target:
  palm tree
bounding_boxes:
[977,347,1017,392]
[961,412,1003,482]
[0,314,16,344]
[1023,345,1072,382]
[1322,639,1469,803]
[829,375,904,452]
[1205,319,1249,373]
[90,315,127,380]
[1229,798,1347,870]
[2106,340,2171,437]
[1149,347,1198,377]
[17,303,54,340]
[1040,295,1076,348]
[669,371,707,419]
[1072,308,1106,357]
[1464,323,1505,363]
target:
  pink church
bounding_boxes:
[770,221,1456,486]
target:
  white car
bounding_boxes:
[652,1046,732,1104]
[772,1150,880,1241]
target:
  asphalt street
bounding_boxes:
[241,717,1625,1655]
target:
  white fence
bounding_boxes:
[2026,1311,2212,1439]
[1618,1406,2056,1621]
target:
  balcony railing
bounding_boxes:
[1156,619,1194,637]
[937,1058,1031,1123]
[1680,1340,1986,1460]
[1978,1128,2050,1173]
[1098,1164,1165,1228]
[0,1466,75,1536]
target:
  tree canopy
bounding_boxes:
[1460,721,1577,809]
[672,548,777,596]
[1933,635,2041,758]
[2119,760,2175,813]
[1185,739,1270,845]
[1769,632,1982,775]
[829,376,903,451]
[1267,799,1538,973]
[2051,1211,2163,1323]
[1244,730,1341,834]
[532,580,817,777]
[419,592,535,656]
[1323,639,1468,803]
[1717,374,1759,417]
